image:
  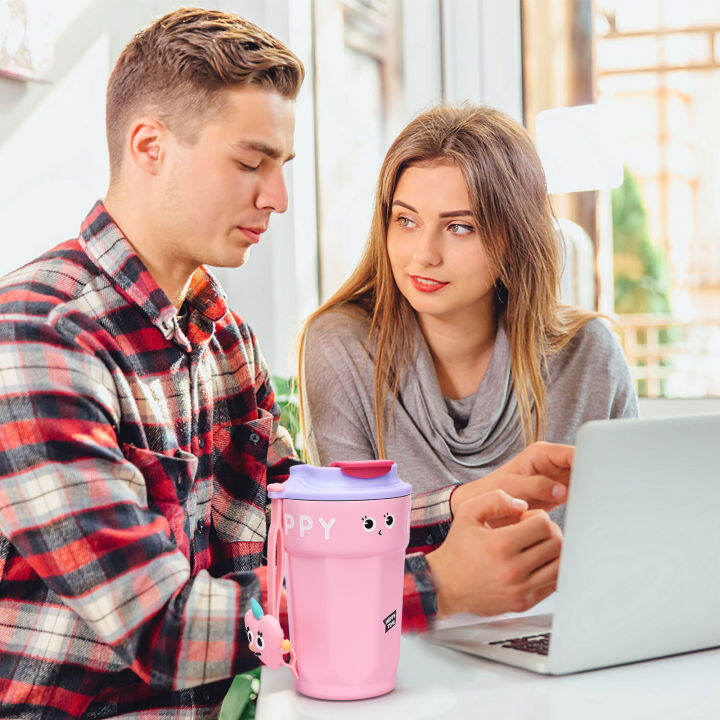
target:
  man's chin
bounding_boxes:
[207,248,252,269]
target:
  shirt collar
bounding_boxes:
[79,200,228,344]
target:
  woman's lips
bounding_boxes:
[410,275,449,293]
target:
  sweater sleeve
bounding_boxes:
[547,318,640,440]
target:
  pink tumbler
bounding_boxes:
[245,460,411,700]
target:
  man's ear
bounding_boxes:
[127,116,168,176]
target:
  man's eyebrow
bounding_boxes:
[230,140,295,162]
[392,200,472,218]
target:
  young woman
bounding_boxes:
[298,104,637,536]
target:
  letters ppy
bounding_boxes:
[284,512,336,541]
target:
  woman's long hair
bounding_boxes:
[298,103,603,458]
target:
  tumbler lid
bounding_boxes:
[268,460,411,501]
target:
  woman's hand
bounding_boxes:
[426,489,562,618]
[450,441,574,519]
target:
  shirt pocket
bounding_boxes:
[211,409,274,546]
[122,443,199,561]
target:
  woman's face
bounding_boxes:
[386,162,499,324]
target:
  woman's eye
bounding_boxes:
[448,223,474,235]
[362,517,375,532]
[385,514,395,527]
[395,216,416,229]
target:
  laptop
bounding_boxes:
[427,414,720,674]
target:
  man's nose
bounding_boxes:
[256,168,288,214]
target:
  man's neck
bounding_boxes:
[104,190,196,311]
[417,297,498,399]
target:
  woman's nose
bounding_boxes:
[412,231,442,267]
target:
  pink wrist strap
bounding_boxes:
[266,491,298,679]
[267,496,284,618]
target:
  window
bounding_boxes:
[523,0,720,399]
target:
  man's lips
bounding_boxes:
[409,275,449,293]
[237,226,267,244]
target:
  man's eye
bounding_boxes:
[236,160,260,172]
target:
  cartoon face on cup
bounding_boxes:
[361,511,395,535]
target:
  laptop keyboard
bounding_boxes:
[489,632,551,655]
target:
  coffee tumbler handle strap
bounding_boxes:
[267,496,284,619]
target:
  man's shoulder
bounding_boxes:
[0,237,101,322]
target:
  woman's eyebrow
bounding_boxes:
[438,210,473,218]
[392,200,472,218]
[392,200,417,212]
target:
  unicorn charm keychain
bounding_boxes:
[244,492,298,679]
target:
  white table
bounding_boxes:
[257,597,720,720]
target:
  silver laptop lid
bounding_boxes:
[549,414,720,674]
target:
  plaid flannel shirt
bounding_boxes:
[0,202,455,719]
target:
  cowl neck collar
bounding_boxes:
[398,314,522,468]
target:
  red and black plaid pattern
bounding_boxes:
[0,202,448,718]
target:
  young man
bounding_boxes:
[0,8,570,718]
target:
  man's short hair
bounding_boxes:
[106,7,304,176]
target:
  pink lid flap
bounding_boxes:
[330,460,394,479]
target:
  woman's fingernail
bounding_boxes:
[552,485,566,500]
[512,498,528,510]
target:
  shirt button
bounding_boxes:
[198,437,205,449]
[197,519,205,532]
[249,432,260,444]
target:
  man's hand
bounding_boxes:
[450,441,574,518]
[426,490,562,618]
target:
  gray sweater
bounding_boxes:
[302,308,638,527]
